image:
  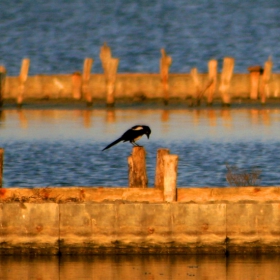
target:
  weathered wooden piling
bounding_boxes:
[207,59,217,105]
[260,57,273,104]
[163,154,178,202]
[17,58,30,107]
[154,148,170,190]
[190,67,202,106]
[219,57,234,106]
[160,49,172,105]
[100,42,112,71]
[71,72,82,100]
[105,58,119,107]
[248,66,263,100]
[128,146,148,188]
[0,66,6,106]
[190,61,217,107]
[0,148,3,188]
[82,58,94,106]
[100,43,119,107]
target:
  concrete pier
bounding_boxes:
[3,73,280,102]
[1,186,280,255]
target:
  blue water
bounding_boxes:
[0,108,280,188]
[0,0,280,75]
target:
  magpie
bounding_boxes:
[102,125,151,151]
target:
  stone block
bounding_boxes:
[226,203,280,253]
[59,203,117,253]
[171,203,226,253]
[0,203,59,254]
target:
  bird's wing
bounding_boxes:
[122,127,143,141]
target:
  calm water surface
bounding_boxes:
[0,107,280,187]
[1,0,280,74]
[1,255,280,280]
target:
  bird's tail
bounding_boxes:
[102,137,123,151]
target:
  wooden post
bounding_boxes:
[17,58,30,107]
[163,154,178,202]
[0,148,3,188]
[99,43,119,107]
[0,66,6,107]
[128,147,148,188]
[260,57,273,104]
[100,42,112,71]
[82,58,94,106]
[160,49,172,105]
[190,63,216,107]
[207,59,217,105]
[106,58,119,107]
[190,67,202,106]
[154,148,170,190]
[248,66,263,100]
[72,72,82,100]
[219,57,234,106]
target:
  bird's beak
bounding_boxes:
[147,134,150,139]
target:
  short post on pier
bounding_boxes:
[206,59,217,105]
[190,67,202,106]
[128,146,148,188]
[105,58,119,107]
[0,148,4,188]
[248,65,263,100]
[163,154,178,202]
[160,49,172,105]
[219,57,234,106]
[0,66,6,106]
[100,43,119,107]
[72,72,82,100]
[260,57,273,104]
[17,58,30,107]
[154,148,170,190]
[82,58,94,106]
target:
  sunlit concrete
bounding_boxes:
[1,186,280,254]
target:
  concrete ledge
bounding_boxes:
[1,187,280,254]
[2,186,280,204]
[0,187,164,203]
[177,187,280,203]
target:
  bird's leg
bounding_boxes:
[131,141,141,147]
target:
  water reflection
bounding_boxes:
[0,108,280,139]
[1,108,280,187]
[0,254,280,280]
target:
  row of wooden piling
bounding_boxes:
[0,43,274,107]
[128,147,178,202]
[73,44,120,106]
[0,147,178,201]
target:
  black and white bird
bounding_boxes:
[102,125,151,151]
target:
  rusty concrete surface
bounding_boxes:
[1,187,280,254]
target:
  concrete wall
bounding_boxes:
[4,73,280,101]
[1,187,280,254]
